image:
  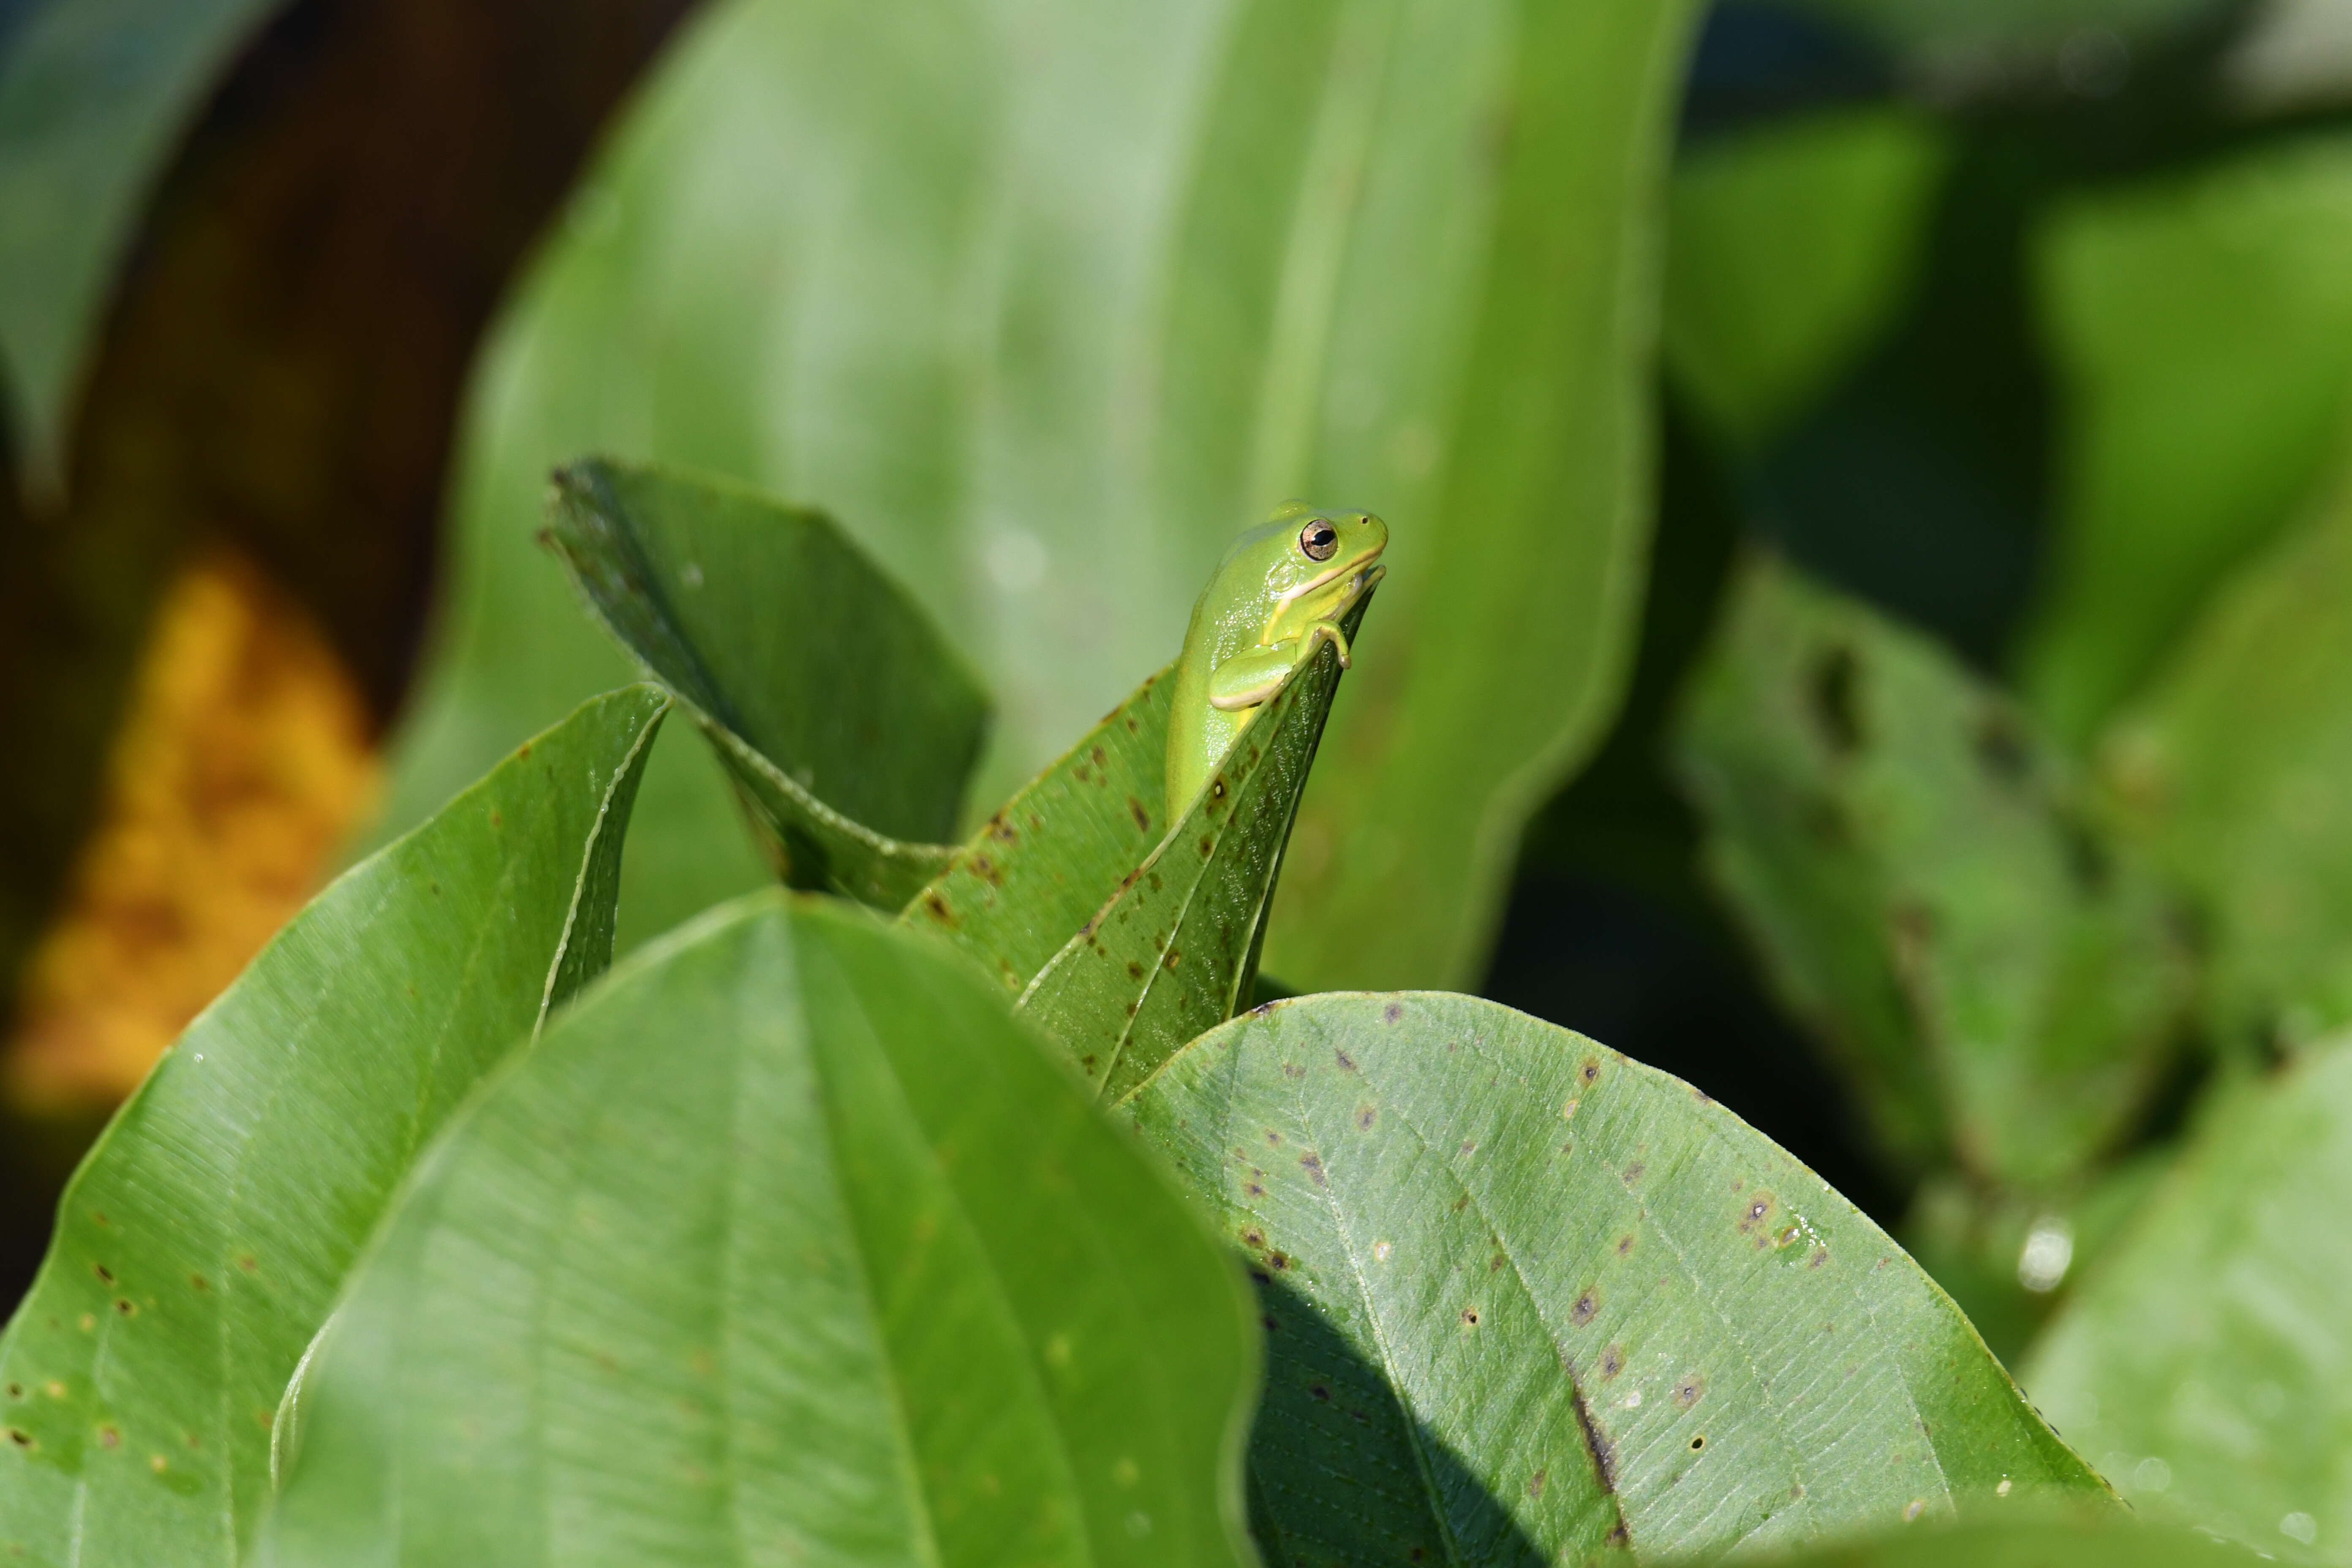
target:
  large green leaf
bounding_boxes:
[1675,558,2193,1188]
[0,686,670,1566]
[1727,1513,2264,1566]
[2098,467,2352,1051]
[0,0,290,469]
[376,0,1702,996]
[1124,992,2110,1566]
[1664,107,1949,452]
[547,457,991,908]
[2022,1037,2352,1562]
[2020,132,2352,746]
[260,894,1259,1568]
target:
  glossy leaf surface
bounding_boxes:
[2023,1037,2352,1562]
[1125,992,2110,1566]
[2021,132,2352,745]
[376,0,1703,995]
[262,895,1259,1568]
[0,686,670,1565]
[2098,465,2352,1052]
[547,457,989,908]
[1676,558,2193,1187]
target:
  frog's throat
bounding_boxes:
[1273,539,1387,607]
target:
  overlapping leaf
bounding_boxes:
[0,686,669,1566]
[1124,992,2111,1566]
[376,0,1703,997]
[546,457,991,909]
[2023,1036,2352,1562]
[1675,556,2193,1187]
[261,895,1259,1568]
[1018,596,1367,1099]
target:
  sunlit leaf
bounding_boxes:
[2024,1036,2352,1562]
[1674,556,2194,1188]
[1124,992,2111,1566]
[1729,1512,2264,1566]
[0,686,670,1565]
[261,895,1259,1568]
[546,457,990,908]
[904,665,1177,994]
[1018,596,1368,1099]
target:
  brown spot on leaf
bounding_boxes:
[1309,1384,1331,1402]
[1621,1163,1644,1186]
[1526,1468,1547,1500]
[1580,1057,1601,1085]
[1126,961,1144,980]
[1674,1374,1705,1410]
[1356,1107,1376,1130]
[1617,1233,1635,1257]
[1571,1291,1598,1327]
[1335,1049,1356,1071]
[1241,1228,1265,1249]
[1127,797,1151,833]
[1601,1344,1623,1379]
[1299,1152,1325,1185]
[98,1425,119,1448]
[920,891,956,927]
[1461,1308,1480,1326]
[93,1264,113,1284]
[1810,1247,1829,1269]
[971,854,1002,887]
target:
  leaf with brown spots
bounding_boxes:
[900,663,1176,992]
[0,688,670,1566]
[547,459,991,909]
[1018,592,1370,1101]
[1674,556,2195,1189]
[1124,993,2110,1565]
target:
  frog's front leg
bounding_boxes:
[1207,620,1353,712]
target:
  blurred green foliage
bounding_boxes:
[13,0,2352,1559]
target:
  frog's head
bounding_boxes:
[1235,500,1388,637]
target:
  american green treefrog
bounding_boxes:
[1166,501,1387,823]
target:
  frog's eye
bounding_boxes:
[1299,520,1339,561]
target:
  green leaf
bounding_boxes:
[2022,1037,2352,1561]
[1019,595,1369,1099]
[904,664,1178,994]
[1663,107,1949,452]
[260,894,1259,1568]
[2020,132,2352,746]
[1123,992,2110,1566]
[1674,556,2194,1190]
[2098,467,2352,1051]
[378,0,1703,997]
[546,457,991,908]
[0,0,291,470]
[1725,1513,2265,1567]
[0,686,670,1566]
